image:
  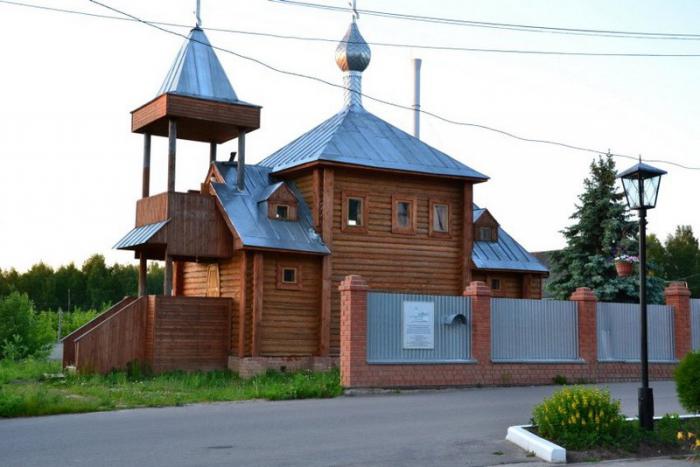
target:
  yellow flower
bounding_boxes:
[694,439,700,448]
[678,432,686,441]
[688,432,696,439]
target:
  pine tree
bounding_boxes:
[547,154,664,303]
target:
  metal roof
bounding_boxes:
[212,163,329,255]
[471,207,548,273]
[113,220,168,250]
[258,107,489,180]
[158,27,240,104]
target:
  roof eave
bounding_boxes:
[270,159,489,183]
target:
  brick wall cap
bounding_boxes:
[339,274,369,291]
[664,282,692,297]
[570,287,597,302]
[463,281,492,297]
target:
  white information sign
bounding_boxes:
[402,301,435,349]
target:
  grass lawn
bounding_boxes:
[0,359,342,418]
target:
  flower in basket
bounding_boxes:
[614,255,639,264]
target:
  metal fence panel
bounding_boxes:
[367,292,471,363]
[692,299,700,351]
[491,298,579,362]
[597,302,675,362]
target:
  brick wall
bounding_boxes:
[339,277,692,388]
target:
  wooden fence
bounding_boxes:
[150,296,231,372]
[74,297,148,373]
[65,296,232,374]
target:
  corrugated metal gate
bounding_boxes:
[491,298,579,362]
[692,299,700,351]
[597,302,675,362]
[367,292,471,363]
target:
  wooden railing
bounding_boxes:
[62,297,136,367]
[134,192,233,260]
[73,297,148,374]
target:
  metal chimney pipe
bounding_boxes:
[237,130,246,191]
[412,58,422,139]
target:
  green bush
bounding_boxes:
[0,293,54,360]
[675,351,700,413]
[532,386,625,450]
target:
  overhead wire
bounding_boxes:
[4,0,700,57]
[270,0,700,41]
[2,0,696,170]
[79,0,699,171]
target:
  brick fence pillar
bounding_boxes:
[570,287,597,363]
[464,281,492,364]
[339,275,369,388]
[664,281,692,360]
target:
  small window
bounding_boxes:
[479,227,493,242]
[282,267,296,283]
[397,202,411,227]
[275,204,289,220]
[491,278,501,290]
[348,198,363,226]
[342,192,368,233]
[277,264,302,290]
[429,201,450,236]
[392,195,416,234]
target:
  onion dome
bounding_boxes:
[335,21,371,73]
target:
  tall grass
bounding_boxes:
[0,359,342,418]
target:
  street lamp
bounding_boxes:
[617,161,667,431]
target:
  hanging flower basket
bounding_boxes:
[614,255,639,277]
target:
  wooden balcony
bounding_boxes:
[133,191,233,261]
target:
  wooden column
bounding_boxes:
[163,251,173,297]
[209,142,217,163]
[238,252,248,357]
[320,168,334,356]
[167,119,177,193]
[142,133,151,198]
[312,168,321,231]
[522,274,531,299]
[138,256,147,297]
[251,252,264,356]
[462,182,474,290]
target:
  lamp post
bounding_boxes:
[617,161,667,431]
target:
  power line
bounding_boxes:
[4,0,700,58]
[84,0,700,171]
[271,0,700,41]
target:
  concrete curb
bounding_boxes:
[505,425,566,463]
[507,415,699,464]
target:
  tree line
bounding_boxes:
[0,255,164,311]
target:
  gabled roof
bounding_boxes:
[211,163,329,255]
[471,207,548,274]
[258,107,489,181]
[158,27,240,104]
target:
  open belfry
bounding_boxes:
[66,6,547,375]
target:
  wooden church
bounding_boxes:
[64,13,547,375]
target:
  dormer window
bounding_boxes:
[474,209,499,243]
[479,227,493,242]
[264,183,298,221]
[275,204,290,220]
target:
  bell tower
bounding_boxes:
[116,5,260,296]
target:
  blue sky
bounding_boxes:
[0,0,698,271]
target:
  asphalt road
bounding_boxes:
[0,381,682,467]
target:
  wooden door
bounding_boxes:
[206,264,220,297]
